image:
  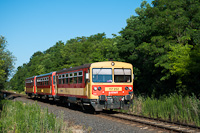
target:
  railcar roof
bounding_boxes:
[26,76,35,80]
[25,76,35,80]
[36,72,53,78]
[57,63,91,73]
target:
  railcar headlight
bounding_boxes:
[129,87,132,90]
[98,87,101,91]
[125,87,129,90]
[94,87,97,91]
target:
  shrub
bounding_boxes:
[0,100,67,133]
[130,94,200,126]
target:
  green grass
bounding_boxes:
[0,100,69,133]
[129,94,200,126]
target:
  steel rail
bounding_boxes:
[101,111,200,133]
[121,112,200,130]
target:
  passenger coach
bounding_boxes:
[25,61,134,111]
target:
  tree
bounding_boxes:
[0,36,15,90]
[117,0,200,96]
[9,33,120,92]
[61,33,120,68]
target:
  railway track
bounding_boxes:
[100,111,200,133]
[2,90,200,133]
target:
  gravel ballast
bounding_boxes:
[13,96,156,133]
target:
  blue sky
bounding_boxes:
[0,0,152,72]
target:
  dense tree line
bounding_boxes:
[9,33,120,92]
[9,0,200,97]
[118,0,200,96]
[0,36,15,90]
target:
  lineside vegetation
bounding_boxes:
[0,100,69,133]
[130,94,200,126]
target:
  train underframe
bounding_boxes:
[58,94,132,111]
[26,92,132,111]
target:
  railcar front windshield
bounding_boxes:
[114,68,132,83]
[92,68,112,83]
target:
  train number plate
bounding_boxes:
[105,87,122,91]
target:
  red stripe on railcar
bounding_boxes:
[92,85,133,96]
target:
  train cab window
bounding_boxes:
[78,71,83,83]
[114,69,132,83]
[74,72,77,83]
[92,68,112,83]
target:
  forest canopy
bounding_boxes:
[8,0,200,97]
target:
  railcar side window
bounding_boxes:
[53,76,56,85]
[78,71,83,83]
[62,74,65,84]
[114,68,132,83]
[92,68,112,83]
[69,73,73,84]
[74,72,77,83]
[26,79,33,86]
[58,75,62,84]
[65,73,69,84]
[69,78,73,83]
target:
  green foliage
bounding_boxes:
[131,94,200,126]
[9,33,120,92]
[0,100,67,133]
[0,36,15,90]
[61,33,120,68]
[117,0,200,96]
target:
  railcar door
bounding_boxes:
[84,71,90,99]
[34,76,37,94]
[52,72,57,96]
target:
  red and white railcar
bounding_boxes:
[25,61,134,111]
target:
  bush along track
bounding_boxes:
[0,100,68,133]
[119,94,200,127]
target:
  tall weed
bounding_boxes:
[0,100,67,133]
[131,94,200,126]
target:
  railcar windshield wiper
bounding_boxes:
[96,68,102,77]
